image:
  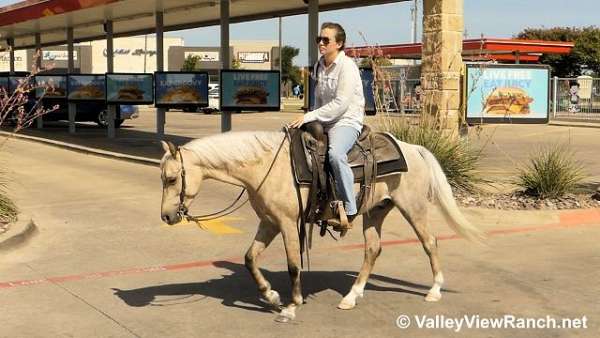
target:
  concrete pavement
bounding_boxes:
[0,134,599,337]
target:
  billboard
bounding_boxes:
[106,73,153,104]
[360,68,376,114]
[466,64,550,123]
[68,74,106,101]
[220,70,280,111]
[8,73,31,93]
[0,76,8,95]
[154,72,209,107]
[35,75,68,99]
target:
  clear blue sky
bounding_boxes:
[0,0,598,65]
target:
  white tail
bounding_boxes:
[416,146,486,243]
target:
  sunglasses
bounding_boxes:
[315,36,332,45]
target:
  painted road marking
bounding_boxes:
[162,216,243,235]
[2,209,599,290]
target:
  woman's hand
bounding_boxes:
[288,116,304,129]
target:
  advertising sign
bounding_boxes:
[0,76,8,94]
[220,70,280,111]
[35,75,68,99]
[360,68,376,114]
[106,73,153,104]
[8,73,31,93]
[154,72,209,107]
[466,64,550,123]
[68,74,106,101]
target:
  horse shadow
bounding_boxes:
[112,260,458,313]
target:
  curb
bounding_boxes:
[549,121,600,129]
[0,131,160,167]
[0,216,38,252]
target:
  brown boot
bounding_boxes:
[328,201,357,237]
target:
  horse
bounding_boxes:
[159,130,484,323]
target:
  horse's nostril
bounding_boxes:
[162,215,170,223]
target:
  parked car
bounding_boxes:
[35,100,138,128]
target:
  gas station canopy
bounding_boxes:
[0,0,404,50]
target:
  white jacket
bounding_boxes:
[302,51,365,132]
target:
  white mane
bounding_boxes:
[182,131,286,169]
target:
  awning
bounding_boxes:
[346,37,575,63]
[0,0,405,50]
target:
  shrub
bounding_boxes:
[379,115,484,193]
[516,144,587,199]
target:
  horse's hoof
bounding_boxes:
[274,308,295,323]
[261,290,282,307]
[337,298,356,310]
[425,291,442,302]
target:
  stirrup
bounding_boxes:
[328,201,352,236]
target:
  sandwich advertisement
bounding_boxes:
[35,75,68,99]
[220,70,280,111]
[155,72,209,107]
[106,73,153,104]
[68,74,106,101]
[466,64,550,123]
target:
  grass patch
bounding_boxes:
[516,144,588,199]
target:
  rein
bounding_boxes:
[175,133,288,223]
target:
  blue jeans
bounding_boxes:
[328,126,360,215]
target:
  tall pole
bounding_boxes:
[106,20,116,139]
[35,33,43,129]
[8,38,14,74]
[308,0,319,67]
[156,12,165,138]
[67,27,76,134]
[221,0,231,132]
[278,16,283,99]
[411,0,418,44]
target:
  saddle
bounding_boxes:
[286,122,408,231]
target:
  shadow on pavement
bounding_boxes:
[112,261,457,313]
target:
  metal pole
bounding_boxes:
[411,0,418,43]
[156,12,165,138]
[8,38,15,74]
[106,20,116,139]
[552,76,558,119]
[279,16,283,101]
[67,27,76,134]
[221,0,231,132]
[308,0,319,66]
[35,33,44,129]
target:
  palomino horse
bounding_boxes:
[159,131,483,322]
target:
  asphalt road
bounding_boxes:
[0,137,599,337]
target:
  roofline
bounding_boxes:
[1,0,404,50]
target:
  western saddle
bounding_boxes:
[285,122,408,239]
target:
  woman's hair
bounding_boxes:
[321,22,346,51]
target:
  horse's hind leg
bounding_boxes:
[393,195,444,302]
[245,220,281,307]
[338,201,393,310]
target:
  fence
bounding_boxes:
[552,76,600,122]
[373,78,422,115]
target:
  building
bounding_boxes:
[169,40,280,83]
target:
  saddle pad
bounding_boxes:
[289,128,408,185]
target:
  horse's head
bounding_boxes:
[159,140,202,225]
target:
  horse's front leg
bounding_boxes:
[274,221,303,323]
[245,220,281,307]
[338,203,393,310]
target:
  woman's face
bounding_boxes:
[318,28,342,56]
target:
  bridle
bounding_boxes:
[171,133,288,223]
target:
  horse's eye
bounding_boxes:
[166,177,177,185]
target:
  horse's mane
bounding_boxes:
[182,131,286,169]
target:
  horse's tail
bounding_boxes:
[416,145,486,244]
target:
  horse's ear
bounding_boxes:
[161,140,177,157]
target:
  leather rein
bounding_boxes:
[174,133,288,223]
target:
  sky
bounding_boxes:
[0,0,598,66]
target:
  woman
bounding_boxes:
[288,22,365,229]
